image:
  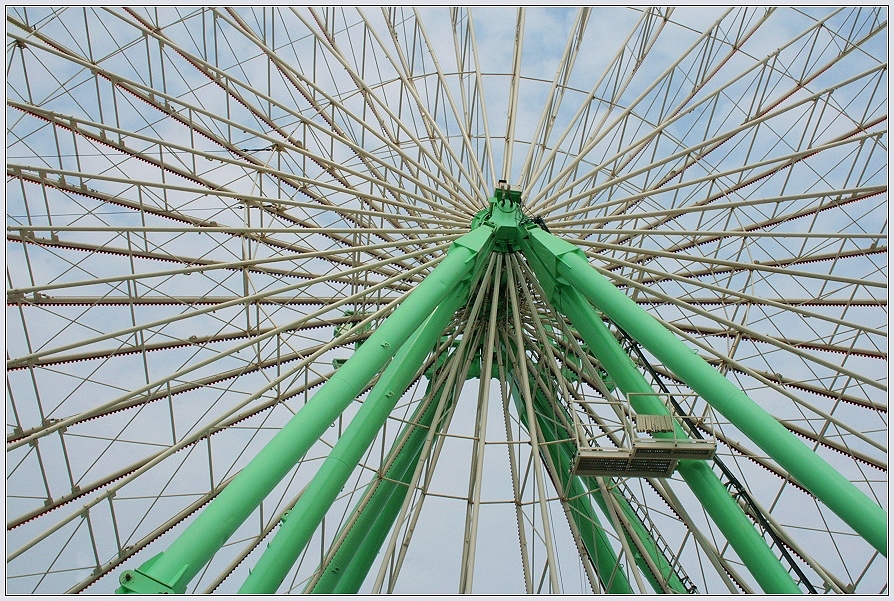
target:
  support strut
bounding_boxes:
[521,225,887,557]
[238,279,475,593]
[116,188,885,595]
[524,252,801,593]
[117,227,494,594]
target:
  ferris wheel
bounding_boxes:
[6,6,887,594]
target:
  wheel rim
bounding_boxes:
[6,7,887,594]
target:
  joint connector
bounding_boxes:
[469,185,527,252]
[116,569,177,594]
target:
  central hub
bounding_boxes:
[470,181,528,252]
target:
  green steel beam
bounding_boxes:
[525,251,802,593]
[508,377,635,594]
[115,185,884,595]
[238,279,475,593]
[521,226,887,557]
[589,477,692,594]
[517,354,692,594]
[309,269,624,593]
[116,226,495,595]
[309,346,472,594]
[563,441,692,592]
[314,398,445,594]
[308,278,499,594]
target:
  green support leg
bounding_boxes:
[589,478,691,594]
[311,348,632,595]
[563,280,801,593]
[522,226,887,557]
[523,244,802,593]
[536,390,689,594]
[516,363,692,594]
[238,284,473,593]
[117,227,494,594]
[509,379,635,594]
[309,367,463,593]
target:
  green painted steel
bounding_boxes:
[587,478,691,594]
[115,191,883,594]
[521,226,887,557]
[527,253,803,593]
[310,366,465,593]
[532,370,693,593]
[310,322,498,593]
[470,187,525,253]
[238,287,473,593]
[520,340,744,593]
[311,344,629,594]
[510,378,634,594]
[116,227,494,595]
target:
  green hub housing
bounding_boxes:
[470,185,534,252]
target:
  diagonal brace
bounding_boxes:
[521,226,887,557]
[524,248,800,593]
[237,252,490,593]
[117,226,495,594]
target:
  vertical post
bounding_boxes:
[117,227,494,594]
[505,260,561,592]
[516,351,705,595]
[509,378,635,594]
[308,374,458,594]
[308,254,499,594]
[459,253,502,593]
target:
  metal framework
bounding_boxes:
[7,6,887,595]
